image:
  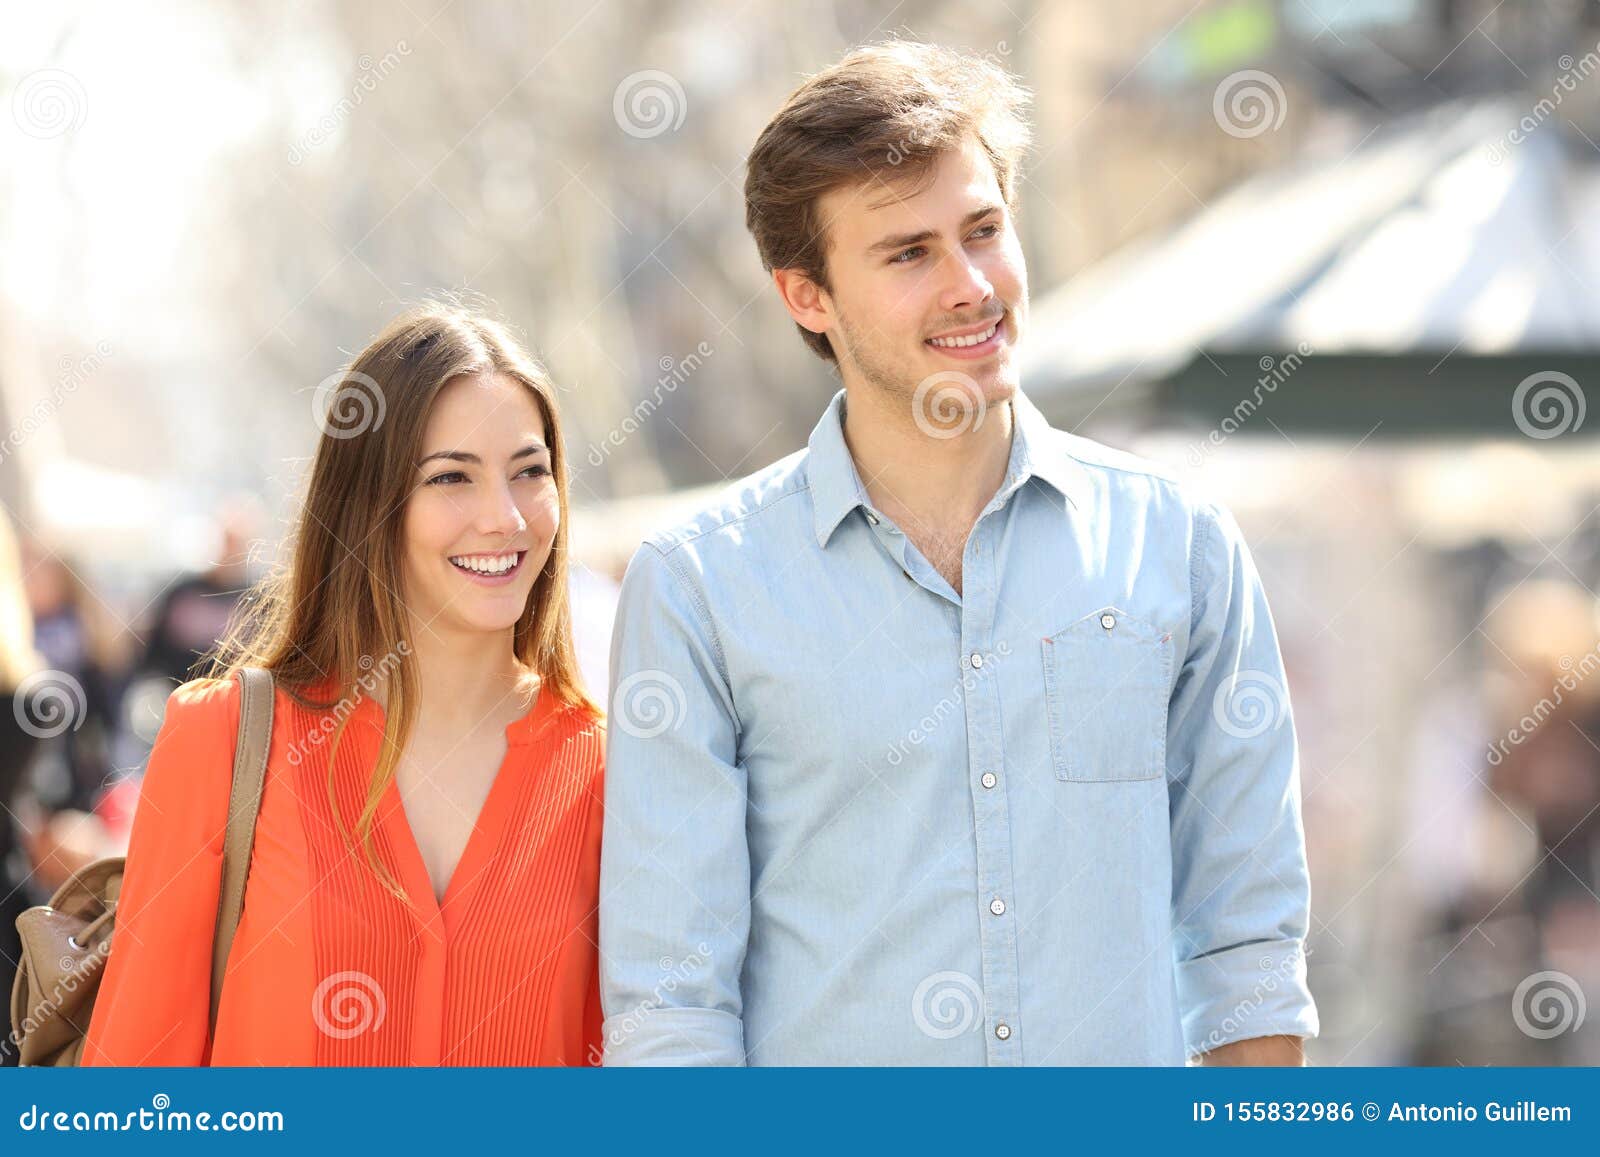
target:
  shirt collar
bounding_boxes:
[1007,389,1092,510]
[807,390,869,548]
[806,387,1091,549]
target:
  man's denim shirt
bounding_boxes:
[599,388,1318,1065]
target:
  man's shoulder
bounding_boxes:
[640,446,815,559]
[1031,418,1202,508]
[1034,421,1245,553]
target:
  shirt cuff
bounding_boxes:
[1176,939,1319,1059]
[600,1007,746,1066]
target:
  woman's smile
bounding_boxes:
[446,548,529,586]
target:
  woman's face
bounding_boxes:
[400,371,559,640]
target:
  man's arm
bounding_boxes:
[1166,501,1319,1065]
[598,542,749,1066]
[1201,1034,1305,1066]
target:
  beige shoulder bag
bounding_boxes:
[8,665,274,1066]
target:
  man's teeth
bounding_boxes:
[928,321,999,348]
[449,552,520,575]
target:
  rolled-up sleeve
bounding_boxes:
[598,541,749,1065]
[1166,501,1319,1059]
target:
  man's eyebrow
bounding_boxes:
[417,442,547,466]
[866,204,1003,254]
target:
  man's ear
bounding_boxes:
[772,268,832,338]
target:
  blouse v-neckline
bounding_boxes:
[356,687,550,933]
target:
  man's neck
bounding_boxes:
[840,381,1015,538]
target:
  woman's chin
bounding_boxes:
[426,595,530,638]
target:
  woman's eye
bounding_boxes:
[517,463,551,479]
[426,471,467,486]
[889,246,925,265]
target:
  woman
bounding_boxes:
[82,303,604,1066]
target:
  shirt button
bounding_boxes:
[981,771,998,789]
[989,897,1006,916]
[1100,612,1116,630]
[995,1023,1012,1040]
[969,652,984,669]
[866,511,879,525]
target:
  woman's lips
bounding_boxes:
[448,550,527,586]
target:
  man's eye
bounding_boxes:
[970,223,1000,240]
[890,246,925,265]
[426,471,467,486]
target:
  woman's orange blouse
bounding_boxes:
[82,675,605,1066]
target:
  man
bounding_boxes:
[600,40,1318,1065]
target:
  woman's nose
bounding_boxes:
[477,483,527,535]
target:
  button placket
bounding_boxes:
[959,514,1022,1065]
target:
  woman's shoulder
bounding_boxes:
[164,669,313,728]
[160,674,243,736]
[540,694,605,771]
[552,693,604,734]
[133,676,245,827]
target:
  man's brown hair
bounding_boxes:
[743,40,1031,361]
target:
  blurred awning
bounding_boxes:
[1022,102,1600,437]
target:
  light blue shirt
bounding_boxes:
[599,389,1318,1065]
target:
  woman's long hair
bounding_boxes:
[204,301,594,902]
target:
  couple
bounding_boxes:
[83,41,1317,1067]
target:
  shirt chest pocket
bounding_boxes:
[1041,606,1173,782]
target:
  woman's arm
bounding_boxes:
[80,677,239,1066]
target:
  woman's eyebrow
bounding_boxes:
[417,442,548,466]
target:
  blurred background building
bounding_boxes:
[4,0,1600,1065]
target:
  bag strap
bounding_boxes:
[208,666,274,1034]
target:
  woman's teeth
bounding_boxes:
[927,320,999,348]
[448,551,521,576]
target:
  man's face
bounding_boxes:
[812,135,1028,422]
